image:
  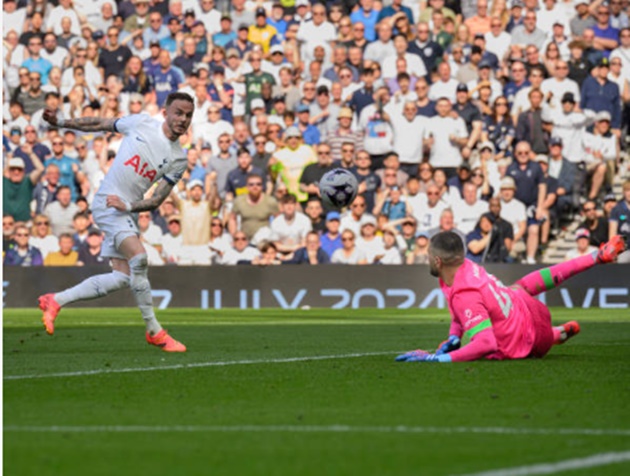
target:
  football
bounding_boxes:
[319,168,359,209]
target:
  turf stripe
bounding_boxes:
[3,351,397,381]
[4,425,630,437]
[456,450,630,476]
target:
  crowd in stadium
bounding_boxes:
[3,0,630,267]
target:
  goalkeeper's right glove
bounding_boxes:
[435,335,461,355]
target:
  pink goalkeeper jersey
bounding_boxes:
[439,259,537,360]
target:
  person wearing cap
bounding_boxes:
[122,0,151,33]
[565,228,597,260]
[510,9,546,50]
[580,57,622,131]
[327,107,364,163]
[3,152,45,222]
[247,7,278,54]
[270,126,316,201]
[581,109,618,200]
[577,200,609,248]
[320,211,343,258]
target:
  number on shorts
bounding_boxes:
[488,280,512,319]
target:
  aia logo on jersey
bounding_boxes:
[124,155,157,181]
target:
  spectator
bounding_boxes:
[541,60,581,109]
[251,242,282,266]
[355,215,384,263]
[225,148,264,201]
[208,217,232,262]
[161,215,183,264]
[487,197,515,262]
[414,77,437,117]
[592,4,620,58]
[44,136,84,202]
[331,229,368,264]
[351,150,381,213]
[71,211,91,250]
[221,231,261,265]
[510,10,546,50]
[407,231,430,264]
[364,21,395,65]
[3,155,44,222]
[570,0,597,38]
[44,233,78,266]
[515,88,549,155]
[425,98,468,176]
[137,211,164,254]
[426,208,466,245]
[391,101,430,175]
[382,34,427,80]
[511,66,546,122]
[581,111,618,200]
[429,62,458,103]
[4,225,43,267]
[580,58,621,132]
[546,137,579,221]
[294,103,321,145]
[22,35,53,85]
[21,71,46,116]
[320,211,343,258]
[77,229,106,266]
[548,92,595,165]
[271,126,317,202]
[29,214,59,260]
[452,182,489,235]
[304,198,326,233]
[204,131,237,199]
[376,229,404,264]
[288,231,330,264]
[151,49,184,107]
[270,194,312,259]
[172,180,212,246]
[578,200,609,248]
[466,213,495,264]
[609,180,630,263]
[504,61,531,108]
[229,173,279,240]
[566,228,597,260]
[2,215,16,253]
[299,143,335,203]
[507,141,547,263]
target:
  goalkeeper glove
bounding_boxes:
[395,350,452,363]
[435,335,461,355]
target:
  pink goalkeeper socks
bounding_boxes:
[515,252,597,297]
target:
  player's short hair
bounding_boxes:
[430,231,465,264]
[165,92,194,108]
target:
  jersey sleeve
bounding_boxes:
[113,114,146,135]
[446,291,499,362]
[163,158,187,185]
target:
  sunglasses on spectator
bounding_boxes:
[583,207,596,212]
[211,222,222,227]
[255,140,266,145]
[234,237,247,241]
[53,141,64,146]
[351,203,366,208]
[15,233,29,237]
[36,221,49,225]
[318,150,331,155]
[247,182,262,187]
[342,237,354,242]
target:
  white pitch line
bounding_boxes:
[3,424,630,438]
[456,450,630,476]
[3,351,396,381]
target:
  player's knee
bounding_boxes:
[128,253,148,274]
[112,270,130,290]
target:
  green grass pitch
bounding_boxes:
[3,308,630,476]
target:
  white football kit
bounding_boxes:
[92,115,187,259]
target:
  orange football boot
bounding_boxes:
[146,330,187,352]
[39,293,61,335]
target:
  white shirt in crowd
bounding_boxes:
[484,30,511,62]
[549,109,595,163]
[428,78,459,103]
[452,199,489,235]
[426,116,467,168]
[356,236,385,264]
[581,132,618,164]
[331,247,367,264]
[391,114,429,164]
[221,246,261,265]
[500,198,527,237]
[408,194,448,232]
[340,213,376,236]
[540,77,581,109]
[565,245,597,260]
[382,53,427,79]
[29,235,60,259]
[270,212,312,246]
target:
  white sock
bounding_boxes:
[55,271,130,307]
[128,253,162,336]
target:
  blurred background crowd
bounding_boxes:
[3,0,630,267]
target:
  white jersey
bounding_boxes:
[96,115,187,203]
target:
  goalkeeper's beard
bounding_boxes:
[429,260,439,277]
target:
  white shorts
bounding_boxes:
[91,195,139,259]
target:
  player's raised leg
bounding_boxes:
[39,271,130,335]
[514,235,627,296]
[116,236,186,352]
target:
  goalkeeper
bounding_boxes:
[397,231,627,363]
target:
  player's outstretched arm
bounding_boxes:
[43,108,117,133]
[107,179,174,213]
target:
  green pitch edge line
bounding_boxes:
[4,424,630,437]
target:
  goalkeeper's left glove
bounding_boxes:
[395,349,452,362]
[435,335,461,355]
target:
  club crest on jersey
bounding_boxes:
[124,155,157,181]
